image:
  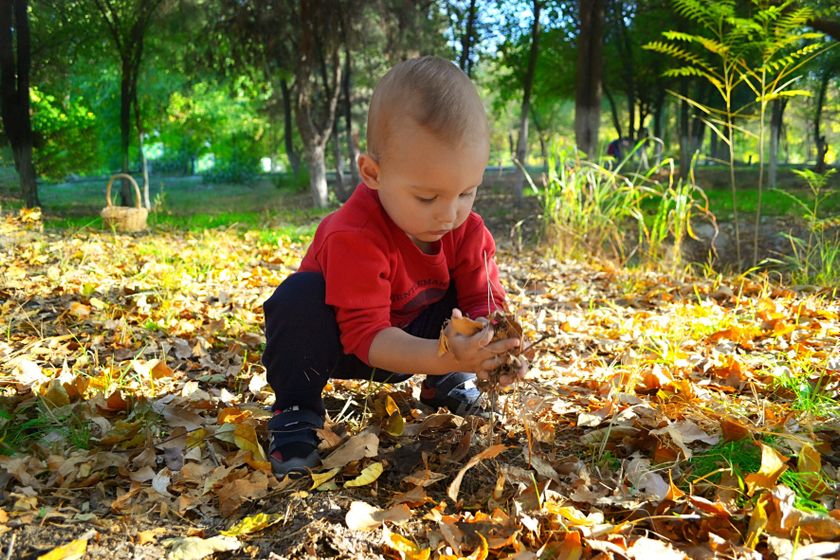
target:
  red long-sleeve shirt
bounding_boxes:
[298,184,506,364]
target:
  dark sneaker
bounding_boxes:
[420,372,488,418]
[267,405,324,476]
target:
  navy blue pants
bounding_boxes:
[262,272,456,415]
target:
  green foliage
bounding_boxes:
[200,161,257,184]
[771,360,839,417]
[272,168,310,193]
[526,145,646,264]
[689,438,762,484]
[528,143,714,275]
[30,87,98,180]
[644,154,715,275]
[644,0,831,268]
[771,169,840,286]
[0,399,91,455]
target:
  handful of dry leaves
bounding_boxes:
[437,310,525,392]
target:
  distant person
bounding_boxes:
[607,137,632,165]
[261,56,527,476]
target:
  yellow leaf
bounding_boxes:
[42,379,70,408]
[745,494,768,549]
[797,443,829,495]
[215,423,267,462]
[385,395,400,416]
[37,530,93,560]
[744,442,788,496]
[344,462,384,488]
[382,527,430,560]
[385,412,405,437]
[220,513,283,537]
[68,301,91,319]
[450,316,484,335]
[438,316,484,356]
[310,467,341,490]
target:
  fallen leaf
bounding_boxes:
[164,535,241,560]
[744,493,769,549]
[220,513,283,537]
[744,443,788,496]
[310,467,341,490]
[448,444,507,502]
[439,533,489,560]
[796,443,829,496]
[37,530,95,560]
[346,501,411,531]
[382,526,431,560]
[136,527,167,545]
[321,431,379,469]
[626,536,689,559]
[68,301,91,319]
[344,461,384,488]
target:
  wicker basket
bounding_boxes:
[101,173,148,232]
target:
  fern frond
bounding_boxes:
[644,41,715,72]
[764,89,812,101]
[672,0,733,31]
[662,67,724,91]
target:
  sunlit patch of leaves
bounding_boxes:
[1,208,839,558]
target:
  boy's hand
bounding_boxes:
[443,308,522,379]
[477,354,528,387]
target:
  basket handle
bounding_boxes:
[105,174,143,209]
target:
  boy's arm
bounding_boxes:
[368,313,521,376]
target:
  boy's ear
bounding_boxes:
[357,153,381,190]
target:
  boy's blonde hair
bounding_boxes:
[367,56,488,160]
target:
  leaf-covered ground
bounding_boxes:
[1,204,839,560]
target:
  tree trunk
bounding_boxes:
[514,0,541,203]
[342,45,359,188]
[331,117,348,201]
[574,0,605,159]
[0,0,39,207]
[139,131,150,209]
[280,78,300,173]
[133,82,150,209]
[652,92,665,166]
[814,69,829,174]
[304,143,329,207]
[458,0,478,77]
[616,0,636,141]
[119,66,133,204]
[768,98,787,189]
[678,85,691,179]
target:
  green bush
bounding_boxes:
[272,167,310,193]
[201,160,257,184]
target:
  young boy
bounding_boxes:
[262,56,525,476]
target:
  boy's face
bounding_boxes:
[359,116,489,251]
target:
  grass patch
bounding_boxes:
[0,400,91,455]
[689,438,762,486]
[771,365,839,417]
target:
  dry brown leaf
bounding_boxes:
[321,431,379,469]
[447,444,507,502]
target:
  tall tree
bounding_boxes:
[768,97,787,188]
[293,0,344,207]
[574,0,605,158]
[514,0,541,202]
[93,0,166,206]
[0,0,39,207]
